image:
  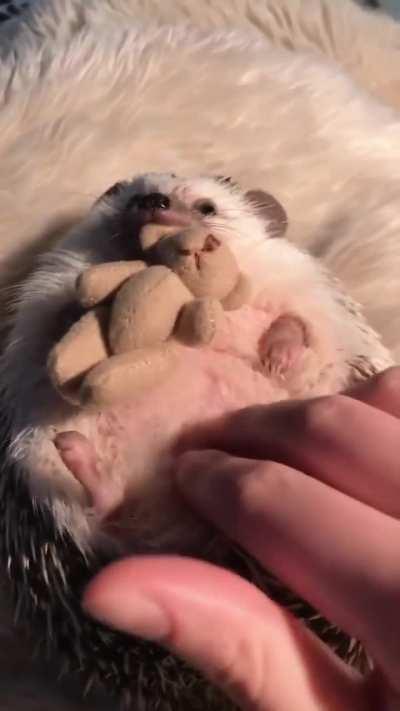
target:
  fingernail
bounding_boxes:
[83,591,171,642]
[53,435,70,451]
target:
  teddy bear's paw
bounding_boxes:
[77,260,147,308]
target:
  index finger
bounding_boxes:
[176,369,400,517]
[178,368,400,453]
[346,367,400,418]
[176,450,400,690]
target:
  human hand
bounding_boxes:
[83,367,400,710]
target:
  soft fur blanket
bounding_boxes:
[1,1,400,709]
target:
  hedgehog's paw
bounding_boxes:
[259,314,309,379]
[54,431,124,519]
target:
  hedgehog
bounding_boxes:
[0,171,393,710]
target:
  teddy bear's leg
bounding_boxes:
[259,314,309,378]
[77,260,147,308]
[48,306,109,404]
[80,343,178,407]
[175,298,224,346]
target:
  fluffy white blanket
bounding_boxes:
[1,1,400,709]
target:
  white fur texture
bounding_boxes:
[1,1,400,709]
[3,0,400,110]
[4,172,391,555]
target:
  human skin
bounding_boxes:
[83,367,400,711]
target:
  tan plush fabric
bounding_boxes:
[1,1,400,709]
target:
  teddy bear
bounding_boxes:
[47,222,251,407]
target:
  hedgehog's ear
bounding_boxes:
[94,181,127,207]
[215,175,236,187]
[101,181,125,198]
[245,189,288,238]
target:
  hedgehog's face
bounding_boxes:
[70,172,288,270]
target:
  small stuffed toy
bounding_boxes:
[48,222,251,407]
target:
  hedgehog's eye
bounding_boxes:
[102,182,124,199]
[193,199,217,216]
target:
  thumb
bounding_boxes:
[82,555,367,711]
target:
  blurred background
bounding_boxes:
[360,0,400,19]
[362,0,400,16]
[0,1,400,24]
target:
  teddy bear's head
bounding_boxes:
[138,223,240,301]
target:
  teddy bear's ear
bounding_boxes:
[245,189,288,238]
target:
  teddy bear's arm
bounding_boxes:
[80,344,178,407]
[77,260,147,308]
[108,265,193,353]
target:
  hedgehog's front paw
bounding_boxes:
[259,314,309,379]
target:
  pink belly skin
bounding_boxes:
[41,306,334,552]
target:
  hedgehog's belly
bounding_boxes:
[49,307,290,550]
[27,305,332,551]
[83,342,288,551]
[94,307,284,485]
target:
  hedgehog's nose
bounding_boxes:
[177,232,221,256]
[136,192,171,211]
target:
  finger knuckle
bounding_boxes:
[300,394,349,437]
[213,652,239,690]
[239,462,294,510]
[212,636,266,707]
[373,366,400,402]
